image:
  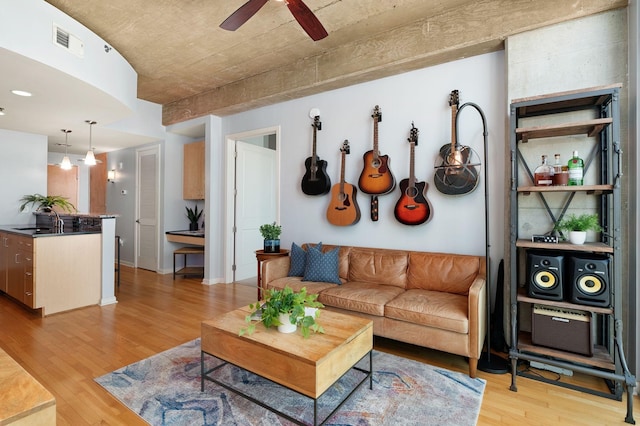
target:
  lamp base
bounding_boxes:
[477,352,509,374]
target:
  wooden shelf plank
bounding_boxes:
[516,288,613,314]
[517,184,613,194]
[517,331,614,370]
[516,239,613,253]
[516,118,612,142]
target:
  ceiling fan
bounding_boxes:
[220,0,328,41]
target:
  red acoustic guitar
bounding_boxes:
[358,105,395,195]
[326,140,361,226]
[394,123,433,225]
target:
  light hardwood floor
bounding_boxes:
[0,266,637,425]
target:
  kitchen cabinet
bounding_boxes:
[0,232,8,293]
[183,140,205,200]
[6,234,33,306]
[508,84,635,424]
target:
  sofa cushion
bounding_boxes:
[348,248,408,288]
[407,252,480,295]
[318,281,404,316]
[267,276,338,295]
[303,246,341,284]
[288,242,322,277]
[385,289,469,334]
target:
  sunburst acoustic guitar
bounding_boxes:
[434,90,479,195]
[301,115,331,195]
[394,123,433,225]
[326,140,361,226]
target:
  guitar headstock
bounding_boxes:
[408,122,419,146]
[312,115,322,131]
[449,90,460,109]
[341,139,350,154]
[372,105,382,123]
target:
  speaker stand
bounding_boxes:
[478,350,509,374]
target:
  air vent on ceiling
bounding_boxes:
[52,24,84,58]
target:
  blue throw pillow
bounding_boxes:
[288,242,322,277]
[303,246,341,284]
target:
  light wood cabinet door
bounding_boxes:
[0,233,8,293]
[7,236,32,305]
[183,140,205,200]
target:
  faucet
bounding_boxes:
[52,210,64,233]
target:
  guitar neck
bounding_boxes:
[409,142,416,188]
[373,120,379,159]
[450,104,457,152]
[311,127,318,165]
[339,151,346,194]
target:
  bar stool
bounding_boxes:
[173,246,205,279]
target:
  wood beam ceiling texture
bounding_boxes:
[44,0,627,126]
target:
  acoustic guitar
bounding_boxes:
[394,123,433,225]
[434,90,479,195]
[301,115,331,195]
[326,140,361,226]
[358,105,395,195]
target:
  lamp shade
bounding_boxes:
[84,150,96,166]
[60,156,72,170]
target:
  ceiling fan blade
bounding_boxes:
[286,0,328,41]
[220,0,269,31]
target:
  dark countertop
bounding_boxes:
[166,230,204,238]
[0,225,101,238]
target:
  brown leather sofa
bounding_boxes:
[261,244,487,378]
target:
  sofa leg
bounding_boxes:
[469,358,478,378]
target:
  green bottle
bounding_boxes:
[567,150,584,185]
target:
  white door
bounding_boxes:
[136,146,159,271]
[234,141,277,281]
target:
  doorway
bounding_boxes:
[135,145,160,271]
[225,127,279,283]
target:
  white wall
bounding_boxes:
[0,129,47,224]
[222,52,506,288]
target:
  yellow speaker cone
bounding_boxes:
[534,271,556,288]
[578,275,603,294]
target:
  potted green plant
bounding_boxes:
[259,222,282,253]
[185,205,203,231]
[240,286,324,338]
[554,213,602,245]
[19,194,76,213]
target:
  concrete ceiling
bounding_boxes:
[0,0,626,154]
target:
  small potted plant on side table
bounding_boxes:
[554,213,602,245]
[240,287,324,338]
[259,222,282,253]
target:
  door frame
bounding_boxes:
[224,126,280,282]
[134,144,161,271]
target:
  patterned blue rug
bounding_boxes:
[95,339,485,425]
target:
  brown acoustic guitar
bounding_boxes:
[434,90,479,195]
[326,140,361,226]
[394,123,433,225]
[358,105,395,195]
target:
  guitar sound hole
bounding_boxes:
[371,159,381,168]
[405,187,418,198]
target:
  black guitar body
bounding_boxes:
[301,156,331,195]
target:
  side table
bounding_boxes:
[255,249,289,299]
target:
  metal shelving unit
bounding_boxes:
[507,84,635,424]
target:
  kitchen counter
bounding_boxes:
[0,225,101,237]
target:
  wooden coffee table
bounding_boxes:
[201,306,373,425]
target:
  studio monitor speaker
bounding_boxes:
[527,251,564,301]
[568,255,610,307]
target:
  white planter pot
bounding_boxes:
[277,313,297,333]
[568,231,587,245]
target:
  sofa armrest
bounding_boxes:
[262,256,291,288]
[467,276,487,360]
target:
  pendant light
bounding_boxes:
[60,129,72,170]
[84,120,97,166]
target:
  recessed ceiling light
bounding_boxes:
[11,90,32,97]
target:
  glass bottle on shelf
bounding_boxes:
[533,154,553,186]
[552,153,569,186]
[567,150,584,185]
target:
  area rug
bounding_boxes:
[95,339,485,426]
